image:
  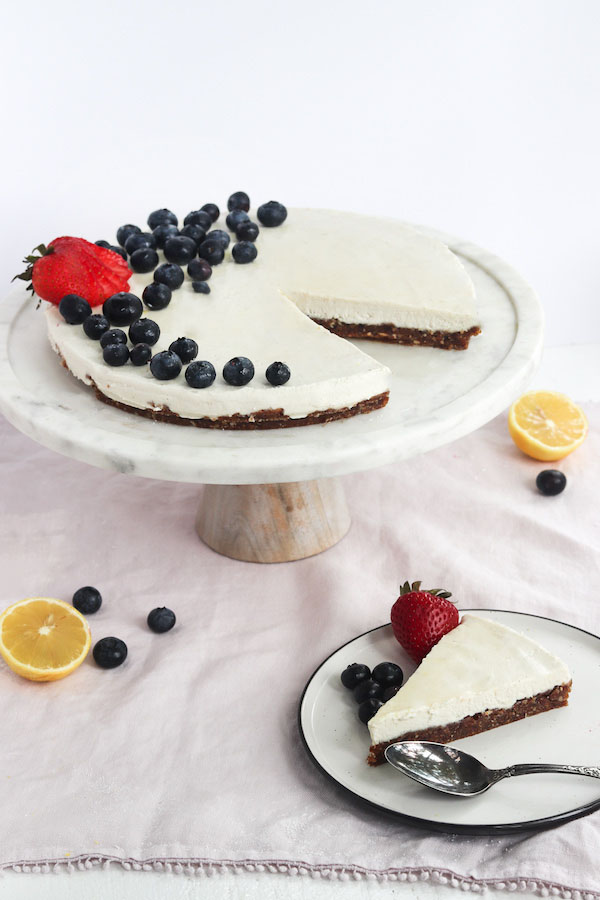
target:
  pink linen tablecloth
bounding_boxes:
[0,405,598,897]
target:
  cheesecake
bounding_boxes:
[367,615,572,765]
[45,207,481,430]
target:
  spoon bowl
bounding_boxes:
[384,741,600,797]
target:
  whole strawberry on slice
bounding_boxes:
[14,237,131,307]
[391,580,458,663]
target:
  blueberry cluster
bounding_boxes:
[225,192,260,264]
[61,196,291,388]
[340,661,404,725]
[149,338,218,389]
[109,204,222,285]
[70,584,176,670]
[221,358,292,387]
[188,258,212,294]
[95,194,287,296]
[59,291,292,389]
[58,292,292,389]
[82,292,162,369]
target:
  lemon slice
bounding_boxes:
[0,598,91,682]
[508,390,588,461]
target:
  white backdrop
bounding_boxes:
[1,0,599,348]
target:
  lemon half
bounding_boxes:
[508,390,588,461]
[0,597,91,682]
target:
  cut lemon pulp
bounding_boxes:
[0,598,91,682]
[508,390,588,461]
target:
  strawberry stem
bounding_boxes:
[12,244,54,293]
[398,580,453,601]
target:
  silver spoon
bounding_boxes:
[384,741,600,796]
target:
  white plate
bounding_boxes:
[0,227,542,484]
[299,610,600,834]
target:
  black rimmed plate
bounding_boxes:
[299,609,600,834]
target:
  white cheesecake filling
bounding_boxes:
[277,210,479,333]
[289,292,478,333]
[46,277,390,420]
[45,208,479,421]
[368,615,571,746]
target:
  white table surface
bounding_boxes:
[1,342,597,899]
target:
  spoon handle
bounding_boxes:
[500,763,600,780]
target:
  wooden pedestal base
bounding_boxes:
[195,478,351,563]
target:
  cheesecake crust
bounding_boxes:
[367,681,572,766]
[56,348,389,429]
[93,386,390,430]
[312,319,481,350]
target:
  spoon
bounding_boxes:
[384,741,600,796]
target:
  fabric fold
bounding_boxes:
[0,406,598,895]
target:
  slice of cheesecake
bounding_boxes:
[367,615,572,766]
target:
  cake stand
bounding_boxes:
[0,227,543,562]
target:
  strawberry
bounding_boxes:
[390,580,459,663]
[13,237,131,307]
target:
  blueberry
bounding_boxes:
[205,229,230,250]
[169,336,198,363]
[227,191,250,212]
[183,210,213,231]
[236,220,259,242]
[129,318,160,346]
[352,677,383,703]
[142,282,172,311]
[58,294,92,324]
[226,209,249,231]
[147,606,176,633]
[100,328,127,348]
[150,350,182,381]
[191,281,211,294]
[201,202,220,222]
[197,239,225,266]
[154,262,184,290]
[147,208,178,229]
[124,231,157,255]
[116,224,141,247]
[93,636,128,669]
[382,684,401,702]
[536,470,567,496]
[103,292,143,326]
[266,361,290,385]
[164,235,197,265]
[95,240,111,248]
[358,698,384,725]
[109,245,128,260]
[130,247,159,273]
[232,241,257,264]
[340,662,371,689]
[353,679,383,704]
[180,223,207,245]
[103,343,129,366]
[371,661,404,688]
[83,314,110,340]
[257,200,287,227]
[185,360,216,388]
[223,356,254,386]
[72,585,102,615]
[130,343,152,366]
[153,223,179,249]
[187,258,212,281]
